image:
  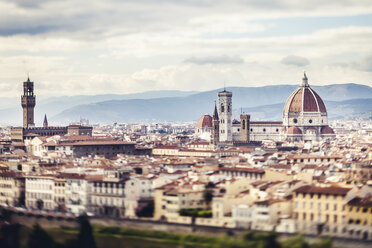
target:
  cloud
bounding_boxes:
[184,55,244,65]
[0,1,371,99]
[281,55,310,67]
[351,56,372,72]
[1,0,372,37]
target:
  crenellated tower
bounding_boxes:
[21,77,36,128]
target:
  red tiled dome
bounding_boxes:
[196,115,212,128]
[321,126,334,134]
[284,74,327,114]
[287,126,302,135]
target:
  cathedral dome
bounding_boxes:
[283,73,327,115]
[287,126,302,135]
[196,114,212,128]
[321,126,334,134]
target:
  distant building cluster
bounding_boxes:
[196,73,335,144]
[0,76,371,242]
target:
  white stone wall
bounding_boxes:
[26,176,55,211]
[65,178,89,216]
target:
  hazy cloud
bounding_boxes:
[281,55,310,67]
[351,56,372,72]
[184,55,244,65]
[0,0,371,98]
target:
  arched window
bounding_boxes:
[221,104,224,112]
[242,120,245,129]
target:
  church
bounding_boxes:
[195,73,335,144]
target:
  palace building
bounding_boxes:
[196,73,335,144]
[11,77,92,142]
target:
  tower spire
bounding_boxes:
[43,114,48,128]
[213,101,219,120]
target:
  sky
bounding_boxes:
[0,0,371,98]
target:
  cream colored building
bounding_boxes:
[25,175,55,210]
[293,185,356,237]
[54,177,66,211]
[154,182,207,223]
[0,171,25,207]
[346,196,372,240]
[90,168,130,218]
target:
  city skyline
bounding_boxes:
[0,0,371,98]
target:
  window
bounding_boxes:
[242,120,245,129]
[293,119,298,123]
[309,119,313,123]
[221,104,224,113]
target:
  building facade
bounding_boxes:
[197,73,335,144]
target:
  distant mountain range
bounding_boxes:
[1,83,371,125]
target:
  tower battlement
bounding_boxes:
[21,77,36,128]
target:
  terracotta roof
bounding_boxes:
[196,115,212,128]
[294,185,352,195]
[0,171,24,178]
[347,196,372,208]
[284,83,327,114]
[220,167,265,174]
[287,126,302,135]
[63,140,135,146]
[154,145,179,149]
[321,126,335,134]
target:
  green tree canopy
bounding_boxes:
[27,224,54,248]
[77,215,97,248]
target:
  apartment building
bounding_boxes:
[0,171,25,207]
[293,185,355,237]
[25,175,55,211]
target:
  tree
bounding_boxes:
[203,189,213,206]
[310,238,332,248]
[136,200,154,218]
[281,234,310,248]
[77,215,97,248]
[0,224,21,248]
[27,224,55,248]
[36,199,44,211]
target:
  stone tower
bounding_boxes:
[21,77,36,128]
[211,103,219,145]
[218,89,232,142]
[240,114,250,142]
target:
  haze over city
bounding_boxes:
[0,1,372,248]
[0,0,371,99]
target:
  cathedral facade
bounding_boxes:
[196,73,335,144]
